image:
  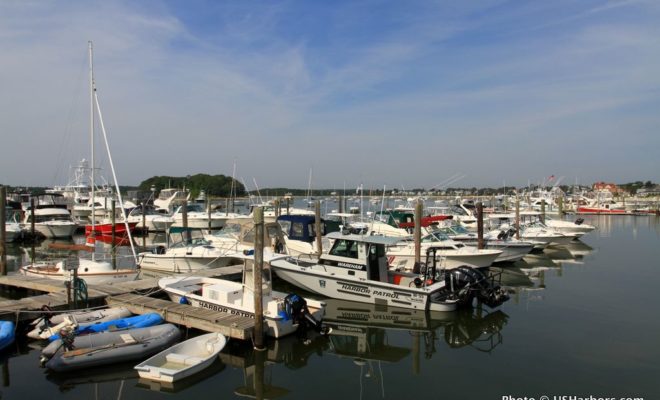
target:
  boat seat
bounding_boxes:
[165,353,204,366]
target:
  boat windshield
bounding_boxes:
[422,231,450,242]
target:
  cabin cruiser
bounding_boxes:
[159,251,326,338]
[275,214,339,256]
[386,231,502,271]
[543,215,595,237]
[138,229,243,275]
[23,194,78,239]
[20,256,138,285]
[270,232,508,312]
[487,214,574,249]
[153,188,190,213]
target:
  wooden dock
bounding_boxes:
[106,293,254,340]
[0,266,256,340]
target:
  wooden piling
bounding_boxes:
[315,200,322,255]
[338,195,344,214]
[182,198,191,242]
[30,198,35,238]
[515,194,520,240]
[414,199,422,264]
[207,199,212,230]
[274,199,280,218]
[141,202,146,248]
[540,200,546,224]
[253,207,265,350]
[558,196,564,216]
[476,202,484,250]
[111,199,116,269]
[0,186,6,276]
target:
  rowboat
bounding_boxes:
[135,332,227,383]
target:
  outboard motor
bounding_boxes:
[284,294,329,334]
[497,230,507,240]
[444,266,510,308]
[574,218,584,225]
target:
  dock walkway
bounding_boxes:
[0,266,253,340]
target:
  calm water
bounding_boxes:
[1,214,659,399]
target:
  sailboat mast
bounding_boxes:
[89,41,95,232]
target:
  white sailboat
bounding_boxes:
[21,41,138,283]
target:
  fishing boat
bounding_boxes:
[42,324,181,372]
[47,312,164,341]
[27,307,132,340]
[135,332,227,383]
[159,252,326,338]
[0,321,15,351]
[270,232,509,312]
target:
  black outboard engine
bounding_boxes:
[284,294,329,334]
[497,230,507,240]
[574,218,584,225]
[444,266,510,308]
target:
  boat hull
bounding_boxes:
[270,259,456,312]
[135,332,227,383]
[44,324,181,372]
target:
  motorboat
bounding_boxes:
[270,232,509,312]
[23,194,78,239]
[386,230,502,271]
[430,225,534,263]
[135,332,227,383]
[42,324,181,372]
[543,215,595,237]
[170,204,245,230]
[153,188,190,213]
[159,251,326,338]
[138,230,243,274]
[275,214,338,256]
[126,206,173,232]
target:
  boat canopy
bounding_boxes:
[325,231,401,246]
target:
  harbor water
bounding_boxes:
[1,214,659,399]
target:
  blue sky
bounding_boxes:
[1,0,658,190]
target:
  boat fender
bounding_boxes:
[179,296,189,305]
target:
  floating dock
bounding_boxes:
[0,266,255,340]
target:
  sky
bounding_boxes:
[1,0,659,191]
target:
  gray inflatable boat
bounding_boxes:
[44,324,181,372]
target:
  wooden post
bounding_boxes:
[225,197,230,217]
[254,346,266,399]
[30,198,36,238]
[515,194,520,240]
[315,200,322,255]
[182,199,191,243]
[338,194,344,214]
[141,202,146,248]
[274,199,280,218]
[207,199,212,230]
[0,186,6,276]
[286,197,290,215]
[111,199,116,269]
[558,196,564,216]
[540,200,546,224]
[253,207,265,350]
[30,197,35,263]
[414,199,422,264]
[476,202,484,250]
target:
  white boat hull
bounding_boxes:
[271,260,457,312]
[138,254,238,274]
[20,259,138,285]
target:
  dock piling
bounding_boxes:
[414,199,422,264]
[315,200,322,255]
[253,207,265,350]
[477,202,484,250]
[0,186,6,276]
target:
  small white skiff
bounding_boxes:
[134,332,227,383]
